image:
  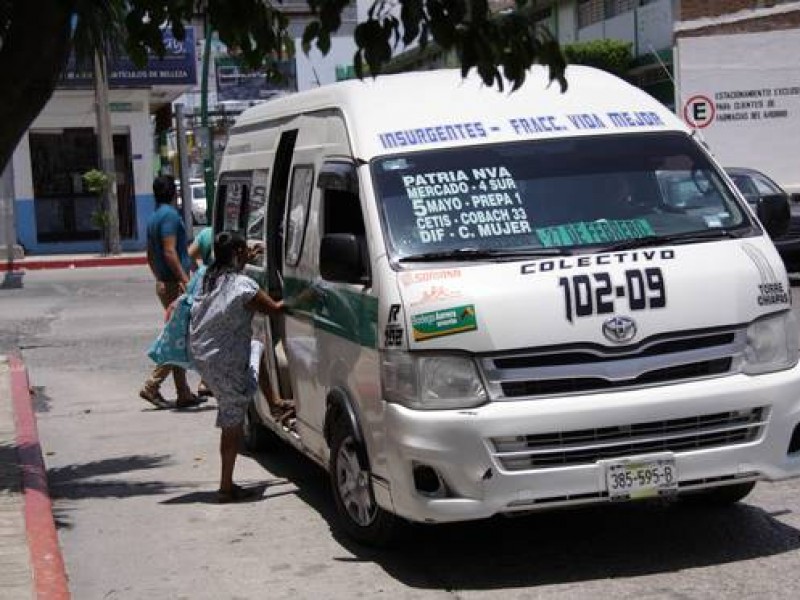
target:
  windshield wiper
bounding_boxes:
[397,247,570,263]
[602,229,743,252]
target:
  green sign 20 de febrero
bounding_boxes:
[411,304,478,341]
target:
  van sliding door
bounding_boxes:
[260,129,299,408]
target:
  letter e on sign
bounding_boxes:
[683,95,716,129]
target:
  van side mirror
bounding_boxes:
[757,193,790,238]
[320,234,369,285]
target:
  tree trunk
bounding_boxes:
[94,52,122,255]
[0,1,73,172]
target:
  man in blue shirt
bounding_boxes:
[140,175,200,408]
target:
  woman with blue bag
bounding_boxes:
[147,265,206,371]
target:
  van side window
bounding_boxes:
[218,172,251,232]
[285,165,315,266]
[318,160,363,236]
[247,169,269,267]
[319,160,369,282]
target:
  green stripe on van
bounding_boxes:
[284,276,378,348]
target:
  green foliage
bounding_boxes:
[82,169,111,194]
[109,0,567,93]
[90,209,111,230]
[562,39,633,78]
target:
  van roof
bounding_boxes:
[232,66,686,159]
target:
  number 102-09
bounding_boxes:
[558,268,666,322]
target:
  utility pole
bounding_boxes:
[200,17,215,223]
[1,157,23,268]
[175,103,193,234]
[94,51,121,255]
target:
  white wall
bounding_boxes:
[676,29,800,190]
[557,1,577,44]
[294,36,359,91]
[13,89,153,200]
[636,0,673,54]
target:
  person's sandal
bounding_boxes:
[217,484,259,504]
[175,394,205,409]
[139,388,169,409]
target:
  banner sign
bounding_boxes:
[60,28,196,88]
[215,56,296,101]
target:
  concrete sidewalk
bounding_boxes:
[0,355,70,599]
[0,252,147,273]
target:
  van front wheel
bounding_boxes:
[329,417,396,546]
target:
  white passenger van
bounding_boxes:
[214,66,800,544]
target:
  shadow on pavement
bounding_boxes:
[30,386,53,413]
[0,442,23,493]
[161,481,286,505]
[47,454,181,501]
[247,442,800,590]
[248,443,339,524]
[0,271,24,290]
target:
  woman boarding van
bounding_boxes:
[214,66,800,545]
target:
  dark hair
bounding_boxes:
[203,230,247,294]
[153,175,176,205]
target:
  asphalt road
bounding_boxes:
[2,266,800,599]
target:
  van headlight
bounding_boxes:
[742,310,800,375]
[380,352,488,410]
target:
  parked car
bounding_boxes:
[175,178,208,225]
[726,167,800,271]
[189,181,208,225]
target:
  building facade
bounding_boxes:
[10,29,196,255]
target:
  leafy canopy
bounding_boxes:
[115,0,567,93]
[0,0,568,174]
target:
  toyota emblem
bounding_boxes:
[602,316,637,344]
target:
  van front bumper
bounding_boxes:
[376,366,800,523]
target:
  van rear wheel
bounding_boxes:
[329,417,396,546]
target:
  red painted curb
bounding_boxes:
[0,256,147,272]
[9,356,71,600]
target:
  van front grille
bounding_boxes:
[501,358,732,397]
[490,407,766,471]
[481,327,744,399]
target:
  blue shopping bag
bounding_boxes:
[147,267,205,369]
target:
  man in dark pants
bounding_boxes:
[139,175,200,408]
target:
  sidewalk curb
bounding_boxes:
[9,356,71,600]
[1,256,147,272]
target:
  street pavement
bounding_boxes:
[3,265,800,598]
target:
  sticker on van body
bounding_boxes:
[741,243,790,306]
[384,303,404,347]
[411,304,477,341]
[536,219,655,248]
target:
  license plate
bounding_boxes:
[605,457,678,500]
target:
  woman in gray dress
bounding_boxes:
[189,231,284,503]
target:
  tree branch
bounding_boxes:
[0,0,73,171]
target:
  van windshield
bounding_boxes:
[371,132,753,260]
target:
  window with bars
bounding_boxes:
[578,0,642,28]
[578,0,605,28]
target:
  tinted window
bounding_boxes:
[752,173,782,196]
[284,165,314,266]
[372,133,750,258]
